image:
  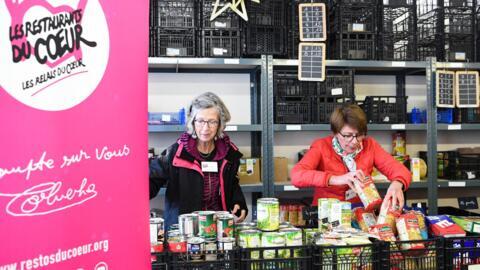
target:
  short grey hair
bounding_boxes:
[186,92,231,138]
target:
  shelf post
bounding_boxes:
[426,57,438,215]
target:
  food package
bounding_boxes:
[353,207,377,232]
[426,215,467,237]
[450,216,480,234]
[377,201,401,235]
[354,176,383,211]
[369,224,397,241]
[410,210,429,240]
[396,213,425,250]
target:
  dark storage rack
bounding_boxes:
[379,238,444,270]
[199,29,241,58]
[360,96,408,124]
[238,245,312,270]
[445,236,480,270]
[157,28,196,57]
[312,242,379,269]
[157,0,196,28]
[313,96,354,123]
[200,0,240,30]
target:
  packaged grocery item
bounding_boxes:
[377,201,401,235]
[280,228,303,258]
[427,215,466,237]
[410,210,428,240]
[369,224,397,241]
[262,231,286,259]
[217,214,234,240]
[396,213,425,250]
[329,201,343,228]
[257,198,280,231]
[197,211,217,240]
[318,198,338,231]
[354,176,382,211]
[410,157,421,182]
[280,204,289,223]
[450,216,480,234]
[353,207,377,232]
[341,201,352,228]
[392,131,406,156]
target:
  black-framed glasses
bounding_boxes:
[194,119,219,128]
[338,132,365,142]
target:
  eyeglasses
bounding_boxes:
[194,119,219,128]
[338,132,365,142]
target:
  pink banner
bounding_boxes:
[0,0,150,269]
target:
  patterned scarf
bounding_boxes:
[332,136,363,172]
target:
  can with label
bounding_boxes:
[262,232,286,259]
[279,222,292,230]
[239,229,261,259]
[215,211,230,221]
[204,240,217,261]
[341,202,352,227]
[179,213,199,237]
[257,198,280,231]
[396,213,425,250]
[280,228,303,258]
[187,237,205,261]
[150,217,164,244]
[168,231,187,253]
[197,211,217,240]
[354,177,383,211]
[218,237,235,262]
[217,214,235,240]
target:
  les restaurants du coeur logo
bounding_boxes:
[0,0,109,111]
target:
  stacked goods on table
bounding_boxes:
[279,203,306,227]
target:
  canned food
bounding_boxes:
[217,214,235,240]
[257,198,280,231]
[279,221,292,230]
[169,224,179,231]
[354,176,382,211]
[205,240,217,261]
[341,202,352,227]
[235,222,255,243]
[179,213,199,237]
[150,217,164,244]
[215,211,230,221]
[197,211,217,240]
[239,229,261,259]
[187,237,205,261]
[218,237,236,251]
[280,228,302,258]
[168,232,187,253]
[396,213,425,250]
[261,232,286,259]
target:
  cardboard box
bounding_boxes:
[274,157,289,183]
[238,158,261,184]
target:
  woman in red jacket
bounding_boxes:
[290,104,411,210]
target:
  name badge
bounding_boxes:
[201,161,218,172]
[345,189,357,201]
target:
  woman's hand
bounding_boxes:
[329,170,365,192]
[232,204,246,223]
[381,180,404,210]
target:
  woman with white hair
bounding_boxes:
[149,92,248,230]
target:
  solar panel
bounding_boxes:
[299,3,327,42]
[455,71,479,108]
[436,70,455,108]
[298,43,326,82]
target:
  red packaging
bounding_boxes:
[425,215,466,238]
[353,207,377,232]
[369,224,397,241]
[377,201,401,235]
[354,177,383,211]
[396,213,425,250]
[168,241,187,253]
[151,243,164,253]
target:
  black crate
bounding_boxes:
[379,238,444,270]
[245,0,286,26]
[319,69,355,97]
[360,96,408,123]
[168,250,239,270]
[330,33,376,60]
[445,237,480,270]
[313,242,380,270]
[445,34,475,62]
[331,4,377,34]
[150,0,159,27]
[313,96,354,123]
[275,99,312,124]
[378,3,417,60]
[157,0,196,28]
[419,150,459,179]
[200,0,240,29]
[199,29,241,58]
[150,27,158,57]
[332,0,377,4]
[274,69,320,100]
[444,6,475,35]
[458,153,480,180]
[460,108,480,123]
[239,245,312,270]
[157,28,196,57]
[243,26,286,57]
[152,252,168,270]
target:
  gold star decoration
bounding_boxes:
[210,0,259,22]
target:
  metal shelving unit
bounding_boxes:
[148,57,480,214]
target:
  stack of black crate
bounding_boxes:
[273,68,355,124]
[243,0,287,57]
[149,0,158,57]
[377,0,417,61]
[198,0,241,57]
[155,0,197,57]
[328,0,378,60]
[416,0,441,60]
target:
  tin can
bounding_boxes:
[280,228,302,258]
[218,237,235,251]
[217,214,235,240]
[262,232,286,259]
[239,229,261,259]
[257,198,280,231]
[169,224,179,231]
[280,204,289,223]
[168,231,187,253]
[205,240,217,261]
[288,205,299,226]
[377,204,400,235]
[396,213,425,250]
[179,213,199,237]
[150,217,164,244]
[197,211,217,240]
[279,221,292,230]
[215,211,230,221]
[353,207,377,232]
[187,237,205,261]
[354,177,382,211]
[341,202,352,227]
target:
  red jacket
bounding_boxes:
[290,135,411,205]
